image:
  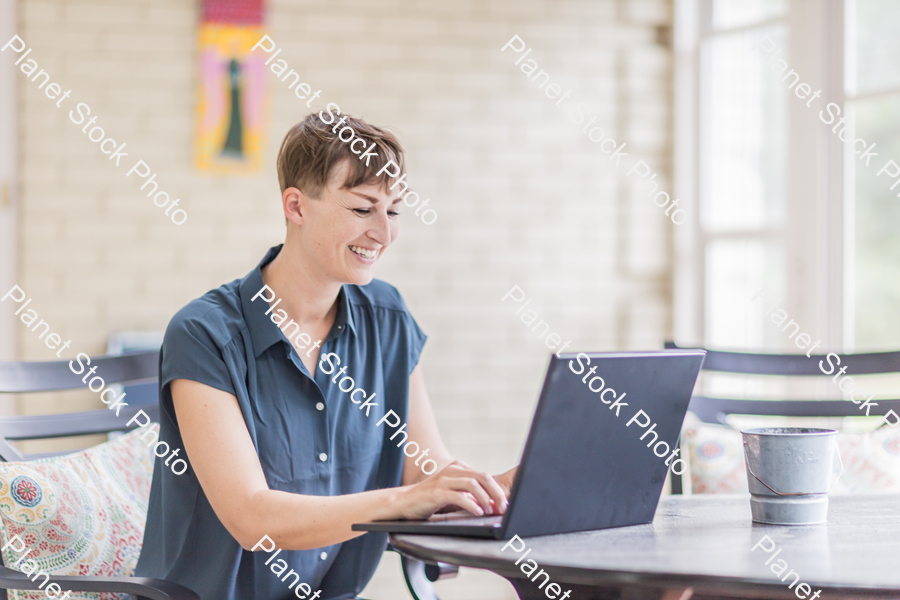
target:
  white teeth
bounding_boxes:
[350,245,377,259]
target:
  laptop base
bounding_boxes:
[354,514,505,538]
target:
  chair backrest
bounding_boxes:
[665,341,900,424]
[106,331,165,408]
[0,351,160,461]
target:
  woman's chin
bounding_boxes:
[344,268,376,286]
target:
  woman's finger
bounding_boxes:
[443,462,508,512]
[462,470,508,515]
[446,491,484,516]
[447,477,494,514]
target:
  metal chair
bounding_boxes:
[665,341,900,494]
[105,331,166,410]
[0,352,456,600]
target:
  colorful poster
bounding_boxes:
[193,0,267,174]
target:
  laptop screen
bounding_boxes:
[503,350,705,538]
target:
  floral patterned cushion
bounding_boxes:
[682,420,900,495]
[682,421,749,494]
[832,426,900,493]
[0,426,156,600]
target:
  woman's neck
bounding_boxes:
[260,243,341,334]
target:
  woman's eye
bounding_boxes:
[353,208,400,217]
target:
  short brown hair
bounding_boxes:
[276,113,406,197]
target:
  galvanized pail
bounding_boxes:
[741,427,842,525]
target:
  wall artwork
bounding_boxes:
[193,0,268,174]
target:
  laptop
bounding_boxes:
[353,349,706,540]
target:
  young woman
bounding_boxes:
[135,113,516,600]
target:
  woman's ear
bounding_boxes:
[282,187,305,226]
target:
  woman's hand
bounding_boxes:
[493,466,518,498]
[397,460,510,520]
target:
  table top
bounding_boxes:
[391,494,900,598]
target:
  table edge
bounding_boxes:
[389,534,900,598]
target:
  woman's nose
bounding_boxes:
[369,211,393,245]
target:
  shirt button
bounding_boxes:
[316,402,325,411]
[318,453,327,462]
[320,551,328,560]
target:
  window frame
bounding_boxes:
[0,0,18,364]
[842,0,900,349]
[674,0,847,352]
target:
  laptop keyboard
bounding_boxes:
[426,512,504,527]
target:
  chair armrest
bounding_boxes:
[424,561,459,582]
[398,554,440,600]
[387,543,460,600]
[0,565,199,600]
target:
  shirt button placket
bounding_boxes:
[316,395,327,465]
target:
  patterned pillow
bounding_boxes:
[681,421,748,494]
[682,420,900,495]
[0,426,156,600]
[832,426,900,494]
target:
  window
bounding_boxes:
[700,2,788,350]
[675,0,900,353]
[678,0,790,351]
[846,0,900,350]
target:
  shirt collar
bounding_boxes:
[329,285,357,341]
[240,245,357,358]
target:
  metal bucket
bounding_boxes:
[741,427,842,525]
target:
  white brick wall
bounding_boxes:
[15,0,673,597]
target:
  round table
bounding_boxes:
[390,493,900,599]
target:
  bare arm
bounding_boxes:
[403,365,517,508]
[171,378,509,551]
[401,365,454,485]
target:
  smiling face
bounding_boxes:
[289,159,402,286]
